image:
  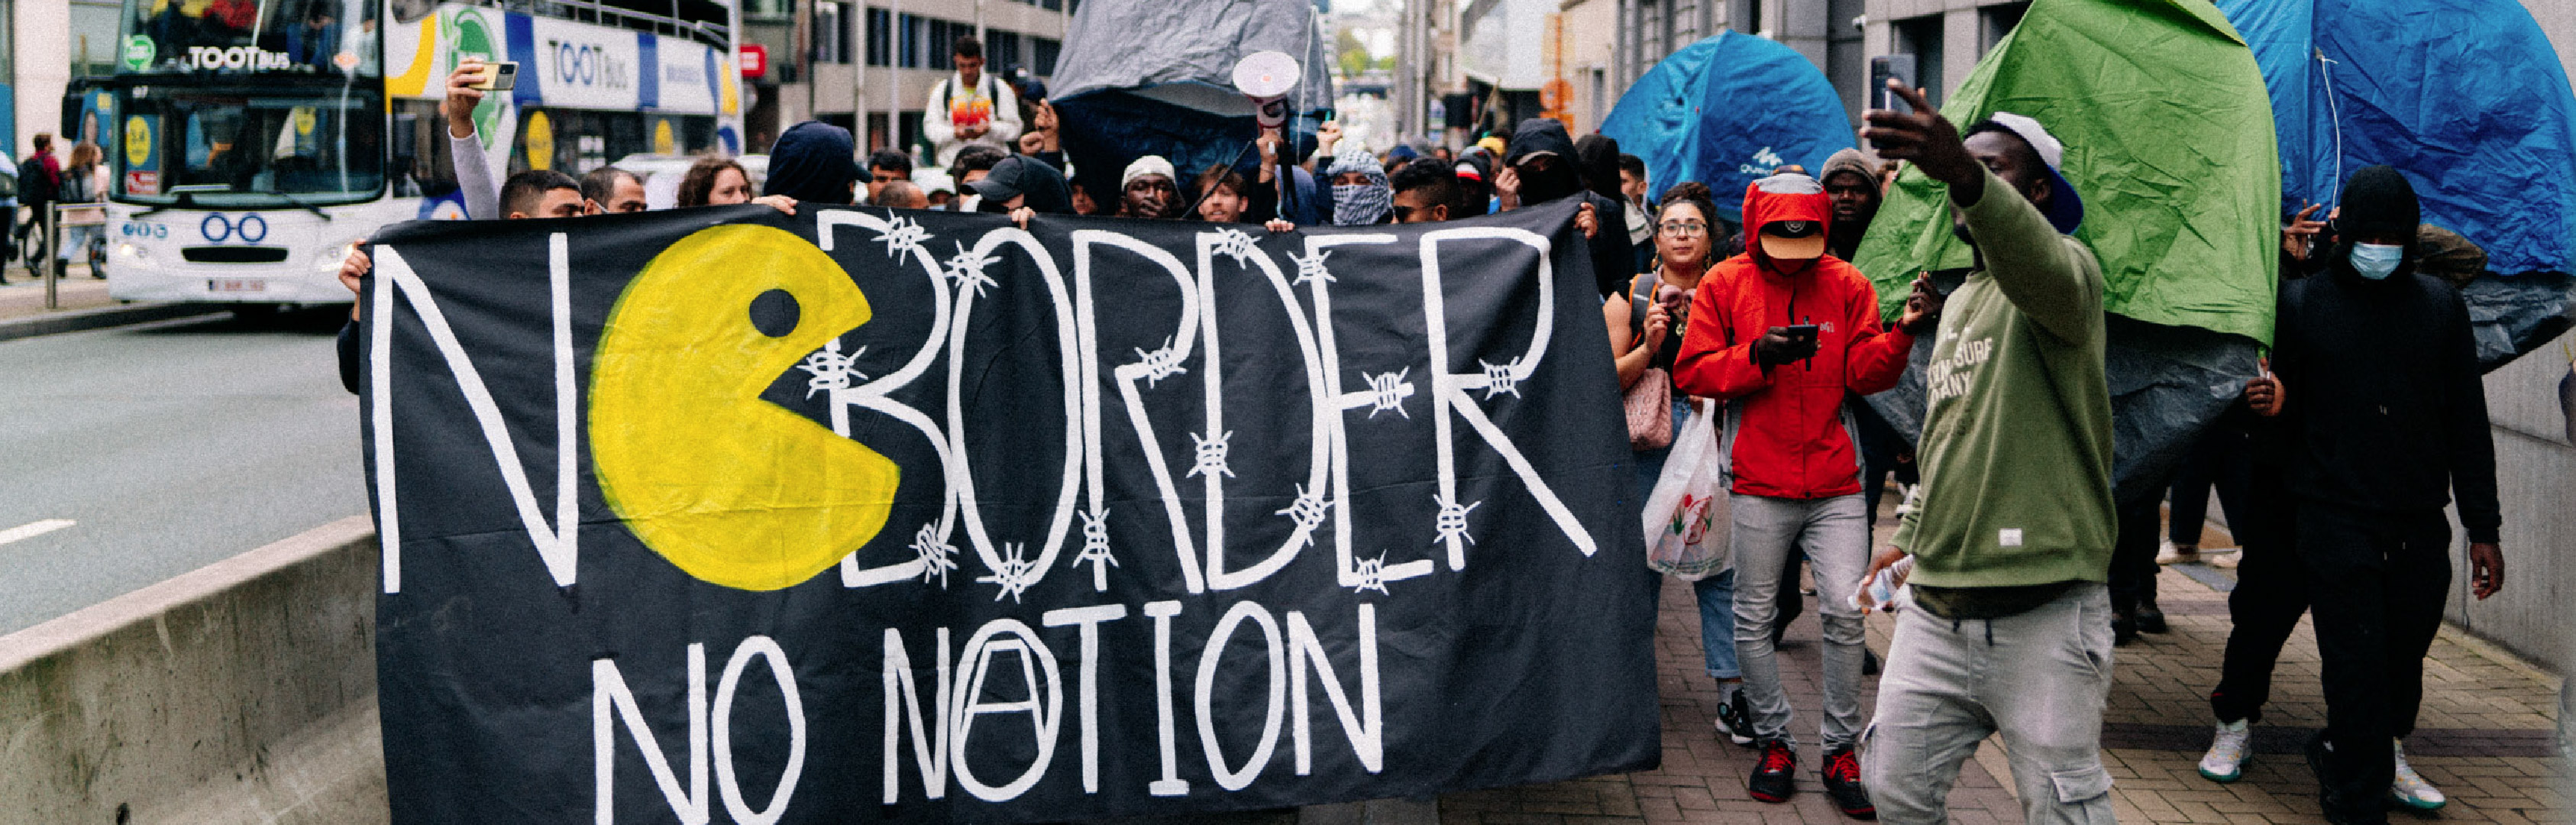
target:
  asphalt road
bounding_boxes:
[0,309,366,636]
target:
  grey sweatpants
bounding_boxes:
[1728,492,1872,751]
[1861,582,2117,824]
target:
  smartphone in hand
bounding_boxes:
[1868,55,1917,112]
[470,60,519,92]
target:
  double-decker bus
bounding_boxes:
[93,0,745,308]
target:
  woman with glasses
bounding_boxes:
[1603,181,1754,746]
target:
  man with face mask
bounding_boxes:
[1324,147,1392,226]
[1499,118,1634,297]
[1672,170,1934,818]
[2264,164,2503,824]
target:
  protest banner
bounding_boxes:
[360,199,1656,822]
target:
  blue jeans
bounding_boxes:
[1637,398,1739,681]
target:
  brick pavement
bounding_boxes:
[1441,508,2567,824]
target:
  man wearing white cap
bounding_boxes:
[1854,82,2118,824]
[1117,155,1185,219]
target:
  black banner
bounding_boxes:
[360,199,1654,822]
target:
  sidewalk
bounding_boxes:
[1442,506,2567,824]
[0,269,118,318]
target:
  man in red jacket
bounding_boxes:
[1674,171,1936,817]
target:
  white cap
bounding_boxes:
[1986,112,2064,170]
[1122,155,1176,189]
[1983,111,2085,234]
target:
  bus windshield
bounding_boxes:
[115,86,386,206]
[121,0,381,76]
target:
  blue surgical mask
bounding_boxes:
[2350,242,2404,280]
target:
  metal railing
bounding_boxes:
[27,202,108,310]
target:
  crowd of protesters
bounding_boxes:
[325,31,2514,825]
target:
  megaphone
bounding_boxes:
[1233,50,1301,128]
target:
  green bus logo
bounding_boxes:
[121,35,155,72]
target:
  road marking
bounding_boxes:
[0,519,74,546]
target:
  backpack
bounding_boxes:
[17,160,52,203]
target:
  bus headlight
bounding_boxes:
[115,242,150,263]
[317,239,364,272]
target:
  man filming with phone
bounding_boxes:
[1852,80,2118,824]
[1670,169,1935,818]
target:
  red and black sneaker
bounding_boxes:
[1748,739,1798,802]
[1822,747,1876,819]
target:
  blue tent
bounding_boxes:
[2219,0,2576,275]
[1597,31,1854,224]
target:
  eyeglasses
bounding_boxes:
[1391,205,1433,222]
[1658,220,1708,237]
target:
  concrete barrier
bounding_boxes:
[0,516,386,823]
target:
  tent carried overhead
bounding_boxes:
[1852,0,2278,503]
[1047,0,1334,192]
[1597,31,1855,225]
[2218,0,2576,365]
[1855,0,2280,343]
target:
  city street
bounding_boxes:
[0,307,362,635]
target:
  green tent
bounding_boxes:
[1854,0,2280,344]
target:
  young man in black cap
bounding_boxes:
[2267,164,2503,823]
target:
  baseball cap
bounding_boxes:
[1750,173,1830,260]
[1985,112,2084,235]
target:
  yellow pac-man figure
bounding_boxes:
[590,224,898,590]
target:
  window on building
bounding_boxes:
[1032,37,1061,76]
[1039,0,1060,10]
[866,8,890,66]
[813,1,850,64]
[72,0,123,77]
[899,13,923,68]
[1894,15,1944,106]
[742,0,791,21]
[1980,2,2029,53]
[1734,0,1759,36]
[867,112,891,152]
[988,30,1021,72]
[928,19,953,71]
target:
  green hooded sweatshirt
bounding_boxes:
[1889,167,2115,618]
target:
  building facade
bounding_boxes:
[745,0,1068,159]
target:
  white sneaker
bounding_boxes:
[2390,739,2446,810]
[2198,720,2251,782]
[2157,540,2201,565]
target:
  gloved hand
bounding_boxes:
[1753,328,1819,367]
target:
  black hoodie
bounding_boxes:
[1505,119,1634,298]
[2268,165,2500,542]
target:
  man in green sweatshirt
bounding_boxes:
[1853,82,2119,824]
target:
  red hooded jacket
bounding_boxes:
[1672,176,1914,500]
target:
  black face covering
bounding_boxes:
[1516,164,1583,205]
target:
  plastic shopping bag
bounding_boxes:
[1643,400,1731,581]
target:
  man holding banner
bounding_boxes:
[1855,82,2119,824]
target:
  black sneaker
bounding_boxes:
[1714,691,1755,746]
[2137,600,2169,633]
[1821,747,1876,819]
[1863,648,1881,676]
[1749,739,1798,803]
[2112,606,2139,646]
